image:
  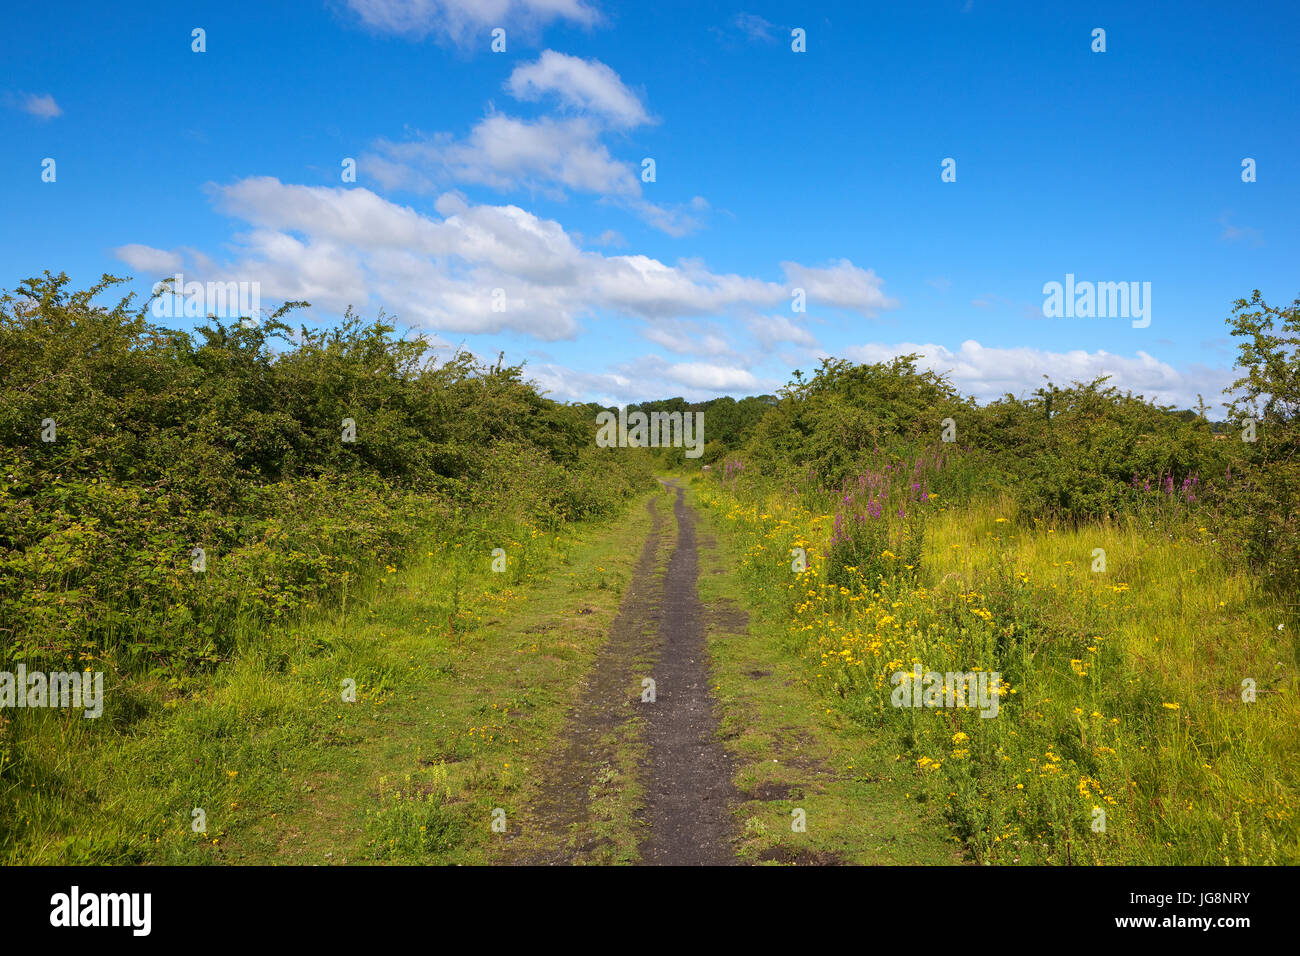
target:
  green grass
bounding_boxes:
[690,481,962,865]
[0,488,663,865]
[692,475,1300,865]
[16,459,1284,868]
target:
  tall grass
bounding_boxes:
[0,502,576,864]
[697,469,1299,864]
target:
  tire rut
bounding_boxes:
[509,495,666,864]
[640,480,735,865]
[509,483,735,865]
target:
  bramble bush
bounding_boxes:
[0,272,651,678]
[1221,291,1300,613]
[706,351,1241,535]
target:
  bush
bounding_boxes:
[1222,290,1300,609]
[0,272,652,677]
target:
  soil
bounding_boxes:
[639,481,735,865]
[510,482,736,865]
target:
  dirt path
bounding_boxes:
[509,494,666,864]
[511,480,735,865]
[640,480,734,865]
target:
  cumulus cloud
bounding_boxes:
[746,313,818,350]
[782,259,899,315]
[369,115,636,199]
[365,113,706,234]
[113,243,183,274]
[526,362,634,404]
[843,339,1233,411]
[344,0,598,43]
[119,177,882,343]
[640,317,733,356]
[506,51,650,128]
[667,361,759,390]
[362,52,704,235]
[529,353,772,404]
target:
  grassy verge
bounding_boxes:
[692,474,1299,865]
[689,480,961,865]
[503,482,677,865]
[1,488,662,865]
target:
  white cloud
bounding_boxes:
[641,317,733,356]
[344,0,598,43]
[14,92,61,119]
[528,353,772,404]
[733,13,777,42]
[369,115,635,199]
[627,196,709,238]
[586,253,782,317]
[501,340,1225,410]
[782,259,899,316]
[1218,212,1263,247]
[667,361,759,390]
[121,178,858,342]
[365,113,704,235]
[746,313,818,350]
[526,362,633,403]
[842,339,1233,411]
[507,51,650,128]
[113,244,183,274]
[362,53,700,235]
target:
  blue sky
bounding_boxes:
[3,0,1297,413]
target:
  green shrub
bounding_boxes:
[0,272,652,677]
[1222,290,1300,609]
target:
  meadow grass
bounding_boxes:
[691,488,963,865]
[0,489,662,864]
[695,476,1299,864]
